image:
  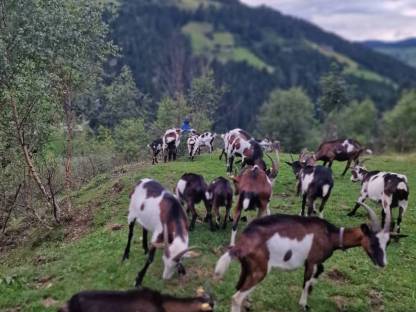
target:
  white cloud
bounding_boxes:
[240,0,416,41]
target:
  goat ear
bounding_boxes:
[285,161,293,167]
[361,224,371,236]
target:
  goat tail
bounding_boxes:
[365,149,373,155]
[215,250,233,277]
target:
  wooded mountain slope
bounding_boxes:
[110,0,416,130]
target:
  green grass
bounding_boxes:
[1,152,416,311]
[307,41,397,87]
[182,22,273,72]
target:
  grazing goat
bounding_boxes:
[215,205,391,311]
[162,128,181,162]
[286,157,334,217]
[187,133,200,158]
[175,173,209,231]
[205,177,233,231]
[314,138,371,176]
[59,287,214,312]
[122,179,190,287]
[148,138,163,165]
[223,128,276,175]
[229,153,278,245]
[191,132,217,160]
[348,164,409,234]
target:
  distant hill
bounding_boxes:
[110,0,416,131]
[363,38,416,68]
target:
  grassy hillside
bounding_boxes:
[1,152,416,311]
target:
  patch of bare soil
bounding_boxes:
[63,200,96,242]
[326,268,349,284]
[41,297,59,308]
[369,289,384,312]
[331,295,349,311]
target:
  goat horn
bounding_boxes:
[265,152,278,180]
[172,246,200,262]
[389,233,408,239]
[361,203,381,232]
[359,158,370,165]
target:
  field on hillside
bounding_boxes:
[1,152,415,312]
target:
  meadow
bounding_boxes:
[1,152,415,312]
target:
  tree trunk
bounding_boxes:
[10,97,60,222]
[63,86,73,213]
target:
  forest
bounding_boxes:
[1,0,416,311]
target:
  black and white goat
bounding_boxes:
[148,138,163,165]
[175,173,209,231]
[122,179,191,287]
[205,177,233,231]
[162,128,182,162]
[229,153,278,245]
[215,205,391,311]
[59,287,214,312]
[348,164,409,234]
[190,132,216,160]
[286,156,334,217]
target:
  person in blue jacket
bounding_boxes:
[180,117,193,133]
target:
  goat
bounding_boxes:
[256,138,280,153]
[229,153,278,245]
[205,176,233,231]
[314,138,372,175]
[175,173,209,231]
[187,133,200,159]
[122,179,191,287]
[148,138,163,165]
[348,164,409,234]
[59,286,214,312]
[162,128,181,162]
[215,205,392,311]
[191,132,217,160]
[223,128,277,175]
[285,156,334,218]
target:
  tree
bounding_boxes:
[82,66,152,131]
[114,118,149,162]
[330,99,378,145]
[318,63,349,118]
[257,88,319,152]
[153,96,191,134]
[383,90,416,152]
[0,0,112,221]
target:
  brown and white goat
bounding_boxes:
[175,173,209,231]
[348,164,409,234]
[205,176,233,231]
[187,132,200,159]
[163,128,182,162]
[59,286,214,312]
[229,154,278,245]
[122,179,191,287]
[215,205,391,311]
[286,156,334,217]
[314,138,372,175]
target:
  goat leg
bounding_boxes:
[122,220,136,261]
[142,228,148,255]
[135,246,156,287]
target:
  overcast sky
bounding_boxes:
[240,0,416,42]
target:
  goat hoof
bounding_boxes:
[241,216,247,222]
[347,212,355,217]
[300,305,310,311]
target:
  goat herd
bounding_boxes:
[60,128,409,312]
